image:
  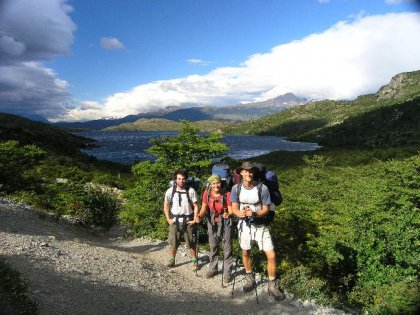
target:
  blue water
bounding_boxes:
[76,131,320,165]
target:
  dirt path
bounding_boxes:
[0,199,344,314]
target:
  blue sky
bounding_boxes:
[0,0,419,122]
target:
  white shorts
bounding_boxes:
[238,221,274,252]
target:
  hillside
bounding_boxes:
[104,118,234,132]
[223,70,420,147]
[0,113,96,156]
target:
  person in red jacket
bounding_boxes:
[196,174,233,283]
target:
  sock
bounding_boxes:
[269,276,276,281]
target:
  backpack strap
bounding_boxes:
[206,187,227,225]
[169,185,194,210]
[237,181,266,225]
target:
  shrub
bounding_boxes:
[280,265,330,306]
[78,185,120,230]
[0,140,45,192]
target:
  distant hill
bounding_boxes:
[104,118,233,132]
[55,93,308,130]
[224,70,420,148]
[0,113,95,156]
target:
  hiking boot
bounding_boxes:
[224,274,233,283]
[167,258,175,268]
[268,280,286,301]
[205,269,218,279]
[242,273,256,292]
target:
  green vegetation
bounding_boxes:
[120,121,229,238]
[252,147,419,314]
[104,118,236,132]
[0,259,39,314]
[224,70,420,148]
[0,113,129,227]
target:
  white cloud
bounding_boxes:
[385,0,415,4]
[187,58,211,65]
[60,12,420,121]
[100,37,125,50]
[0,0,75,119]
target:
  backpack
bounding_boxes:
[209,164,234,194]
[237,162,283,225]
[252,163,282,206]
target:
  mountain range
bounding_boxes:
[55,93,308,130]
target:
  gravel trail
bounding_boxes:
[0,199,345,315]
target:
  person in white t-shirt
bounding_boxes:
[163,169,198,271]
[230,161,285,301]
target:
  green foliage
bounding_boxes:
[280,265,331,306]
[0,140,45,192]
[262,148,420,313]
[0,259,39,314]
[147,121,228,176]
[78,185,120,230]
[120,121,228,238]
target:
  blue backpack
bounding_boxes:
[208,164,234,194]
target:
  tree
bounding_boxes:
[120,121,228,238]
[0,140,45,192]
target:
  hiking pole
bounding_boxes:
[231,243,240,298]
[195,222,199,277]
[231,220,241,298]
[248,218,259,304]
[221,216,226,288]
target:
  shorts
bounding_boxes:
[237,221,274,252]
[168,221,195,249]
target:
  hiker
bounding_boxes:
[230,161,285,301]
[195,174,234,283]
[163,169,199,270]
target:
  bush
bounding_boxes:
[0,140,45,192]
[280,265,330,305]
[78,185,120,230]
[262,148,419,313]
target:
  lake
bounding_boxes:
[76,131,320,164]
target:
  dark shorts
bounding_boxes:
[168,221,195,249]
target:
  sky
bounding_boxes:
[0,0,419,122]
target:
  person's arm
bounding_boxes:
[254,185,271,218]
[188,201,199,225]
[163,201,173,225]
[230,186,245,219]
[223,192,233,219]
[196,192,208,223]
[188,188,199,225]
